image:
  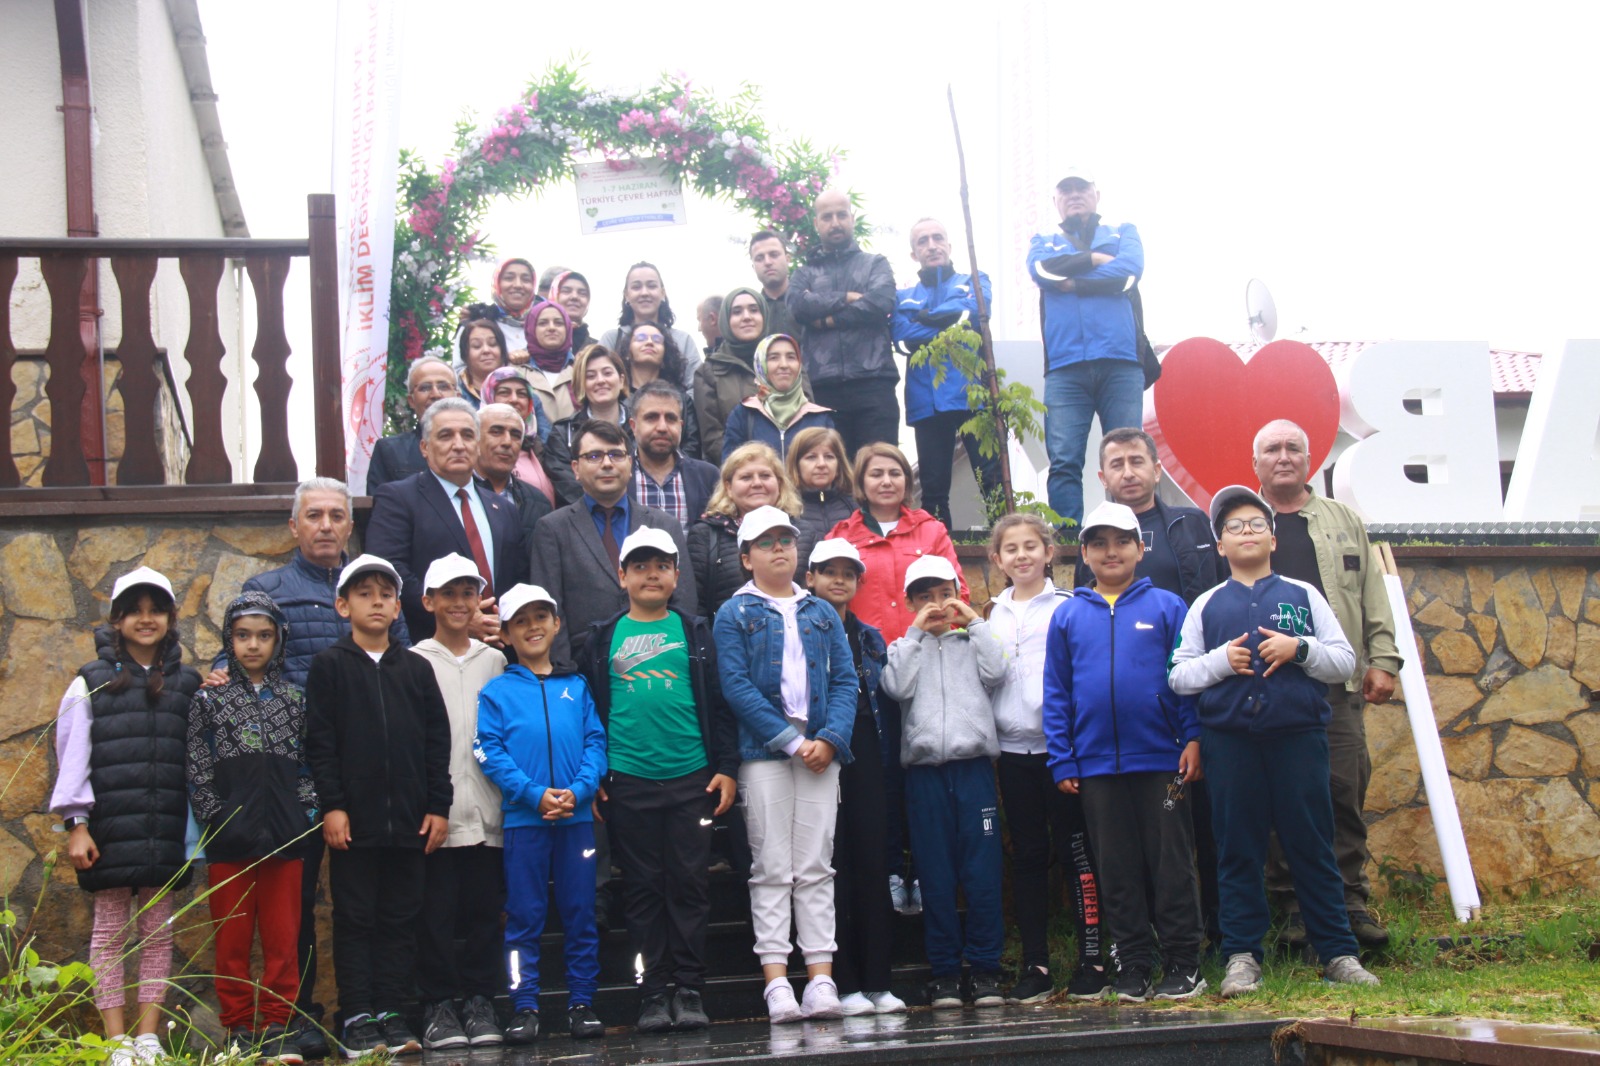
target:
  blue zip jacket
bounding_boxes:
[1042,578,1198,783]
[714,588,857,764]
[473,665,607,828]
[893,265,991,424]
[721,401,836,463]
[1027,215,1144,371]
[1168,573,1357,735]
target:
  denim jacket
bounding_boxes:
[714,590,857,764]
[847,613,893,747]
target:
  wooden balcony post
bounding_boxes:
[307,193,347,481]
[108,255,163,484]
[246,254,296,482]
[0,256,19,487]
[39,254,90,486]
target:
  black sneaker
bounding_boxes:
[671,987,710,1031]
[377,1012,420,1056]
[637,992,674,1034]
[568,1004,605,1039]
[1007,966,1056,1004]
[504,1008,540,1045]
[1113,968,1154,1003]
[422,1000,469,1050]
[969,972,1005,1008]
[339,1015,384,1061]
[1065,961,1111,1000]
[1348,911,1391,947]
[1152,968,1207,1000]
[460,994,503,1046]
[290,1018,330,1061]
[926,976,963,1009]
[258,1025,303,1065]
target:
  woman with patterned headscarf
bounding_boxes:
[721,334,834,462]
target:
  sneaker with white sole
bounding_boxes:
[1219,953,1263,999]
[1007,966,1055,1004]
[867,990,907,1014]
[132,1033,165,1065]
[839,991,876,1016]
[1152,969,1207,1000]
[107,1035,138,1066]
[765,979,805,1024]
[888,874,909,912]
[1323,955,1381,987]
[801,976,843,1019]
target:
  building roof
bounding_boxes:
[165,0,248,237]
[1154,340,1541,398]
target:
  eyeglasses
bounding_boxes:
[578,450,630,465]
[1222,516,1272,535]
[633,331,664,344]
[752,535,795,551]
[413,381,457,396]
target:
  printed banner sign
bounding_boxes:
[574,159,686,234]
[332,0,403,493]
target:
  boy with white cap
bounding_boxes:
[304,555,452,1058]
[578,527,739,1034]
[881,552,1006,1010]
[805,539,907,1015]
[410,554,509,1049]
[473,583,608,1043]
[1043,501,1203,1003]
[1169,486,1376,997]
[714,506,857,1024]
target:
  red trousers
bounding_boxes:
[207,858,303,1029]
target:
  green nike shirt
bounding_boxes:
[607,613,707,780]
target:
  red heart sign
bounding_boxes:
[1145,337,1340,511]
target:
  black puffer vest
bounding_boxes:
[77,627,199,893]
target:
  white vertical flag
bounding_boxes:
[332,0,402,494]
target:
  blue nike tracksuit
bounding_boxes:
[474,666,608,1010]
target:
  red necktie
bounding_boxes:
[455,488,495,596]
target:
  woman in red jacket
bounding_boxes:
[826,443,968,646]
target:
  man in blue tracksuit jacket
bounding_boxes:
[893,218,1003,529]
[1026,168,1146,524]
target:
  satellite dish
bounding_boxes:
[1246,278,1278,343]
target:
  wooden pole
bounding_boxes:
[947,85,1015,514]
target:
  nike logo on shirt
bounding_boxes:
[612,632,687,676]
[1135,621,1155,630]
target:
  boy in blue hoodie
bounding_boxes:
[1169,486,1378,999]
[473,584,608,1043]
[1043,503,1202,1004]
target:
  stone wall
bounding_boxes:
[957,547,1600,901]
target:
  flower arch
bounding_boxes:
[386,63,864,423]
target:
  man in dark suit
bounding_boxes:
[365,356,459,493]
[529,418,697,667]
[366,397,528,642]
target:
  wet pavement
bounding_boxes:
[1297,1015,1600,1062]
[414,1004,1284,1065]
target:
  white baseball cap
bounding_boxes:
[337,554,402,595]
[736,505,800,548]
[903,553,959,593]
[1208,484,1275,536]
[498,583,558,624]
[1078,502,1141,542]
[111,566,175,604]
[423,552,486,594]
[807,538,864,573]
[618,526,678,565]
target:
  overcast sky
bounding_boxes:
[199,0,1600,364]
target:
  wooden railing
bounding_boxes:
[0,194,345,496]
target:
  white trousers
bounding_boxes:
[740,757,841,966]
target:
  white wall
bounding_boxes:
[1,0,249,481]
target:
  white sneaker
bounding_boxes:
[801,975,843,1019]
[839,992,876,1016]
[107,1035,138,1066]
[765,978,805,1024]
[132,1033,165,1065]
[888,874,908,912]
[1220,952,1263,998]
[867,990,908,1014]
[1324,955,1381,987]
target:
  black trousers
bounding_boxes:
[880,700,911,880]
[1188,779,1221,942]
[814,379,900,459]
[996,752,1101,970]
[607,768,715,996]
[294,840,323,1016]
[417,843,506,1003]
[833,712,893,995]
[1079,771,1203,975]
[328,846,425,1017]
[912,410,1004,530]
